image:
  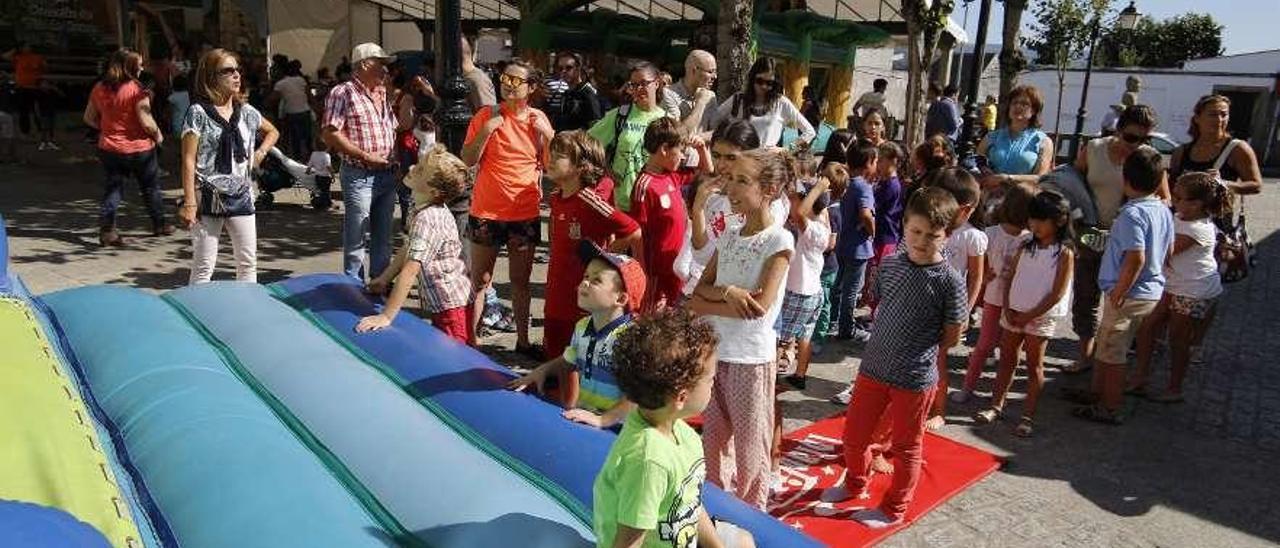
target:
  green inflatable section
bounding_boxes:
[0,297,143,548]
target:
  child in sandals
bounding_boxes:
[974,191,1075,437]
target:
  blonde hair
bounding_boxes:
[405,145,469,205]
[193,48,246,105]
[549,130,607,187]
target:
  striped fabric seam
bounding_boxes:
[158,293,426,548]
[30,295,178,548]
[266,284,594,528]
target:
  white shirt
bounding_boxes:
[1007,242,1072,318]
[982,225,1029,307]
[307,151,333,177]
[680,193,789,295]
[274,76,312,115]
[711,224,795,364]
[944,222,988,280]
[713,95,815,147]
[785,217,831,295]
[1165,217,1222,299]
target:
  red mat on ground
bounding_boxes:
[766,416,1002,547]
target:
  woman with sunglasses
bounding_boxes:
[1064,104,1168,374]
[588,62,670,213]
[461,59,555,356]
[178,48,279,284]
[83,48,174,246]
[714,57,815,150]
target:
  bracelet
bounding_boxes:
[720,285,733,302]
[181,203,197,209]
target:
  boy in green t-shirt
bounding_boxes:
[593,308,756,548]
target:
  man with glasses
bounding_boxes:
[322,43,399,281]
[548,52,603,132]
[662,50,718,138]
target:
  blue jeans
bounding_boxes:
[833,255,870,337]
[340,164,396,280]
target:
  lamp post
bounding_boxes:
[1067,0,1140,162]
[435,0,472,155]
[956,0,993,161]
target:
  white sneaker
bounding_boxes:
[46,142,60,151]
[830,385,853,405]
[36,141,48,151]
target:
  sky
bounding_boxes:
[954,0,1277,56]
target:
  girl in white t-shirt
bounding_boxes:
[689,148,794,510]
[955,182,1035,403]
[975,191,1075,437]
[1132,173,1229,403]
[678,121,788,296]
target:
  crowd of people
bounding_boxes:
[19,37,1268,545]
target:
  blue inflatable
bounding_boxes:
[272,273,821,548]
[43,286,393,548]
[0,501,111,548]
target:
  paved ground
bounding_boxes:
[4,133,1279,547]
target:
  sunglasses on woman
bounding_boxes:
[1120,132,1150,145]
[218,66,241,76]
[625,79,655,90]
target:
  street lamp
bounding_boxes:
[1067,1,1140,162]
[956,0,993,161]
[435,0,472,155]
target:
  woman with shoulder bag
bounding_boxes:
[179,48,279,284]
[1169,94,1264,282]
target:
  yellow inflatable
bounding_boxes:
[0,297,142,548]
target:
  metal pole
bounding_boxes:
[956,0,992,160]
[1069,21,1102,164]
[436,0,471,155]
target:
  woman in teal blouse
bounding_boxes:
[977,84,1054,189]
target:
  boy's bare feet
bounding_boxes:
[924,415,946,431]
[870,453,894,475]
[851,508,901,528]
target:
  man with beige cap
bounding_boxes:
[322,42,399,280]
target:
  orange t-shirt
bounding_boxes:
[465,104,548,221]
[13,52,45,88]
[91,81,155,155]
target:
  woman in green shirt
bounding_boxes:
[589,62,670,213]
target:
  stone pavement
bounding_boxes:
[3,135,1278,547]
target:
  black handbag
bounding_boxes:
[198,173,255,217]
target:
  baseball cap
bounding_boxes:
[351,43,392,65]
[578,241,647,313]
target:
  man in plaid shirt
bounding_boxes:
[322,43,399,280]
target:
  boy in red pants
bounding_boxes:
[820,187,966,528]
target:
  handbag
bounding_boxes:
[1207,139,1253,283]
[199,173,255,217]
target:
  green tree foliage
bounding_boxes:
[1100,12,1223,68]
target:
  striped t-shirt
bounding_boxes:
[858,252,967,392]
[563,314,633,412]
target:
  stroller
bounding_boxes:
[255,147,333,211]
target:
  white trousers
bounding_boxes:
[189,214,257,285]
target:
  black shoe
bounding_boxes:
[784,374,807,390]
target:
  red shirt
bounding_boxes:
[90,81,154,155]
[545,180,639,320]
[631,170,692,310]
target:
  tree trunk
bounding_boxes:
[716,0,754,99]
[902,0,946,146]
[999,0,1029,102]
[1054,73,1065,137]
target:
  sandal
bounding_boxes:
[1061,360,1093,374]
[1059,386,1100,405]
[1071,403,1124,425]
[973,407,1002,425]
[1013,416,1035,438]
[98,228,125,247]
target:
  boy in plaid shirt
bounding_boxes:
[357,146,472,343]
